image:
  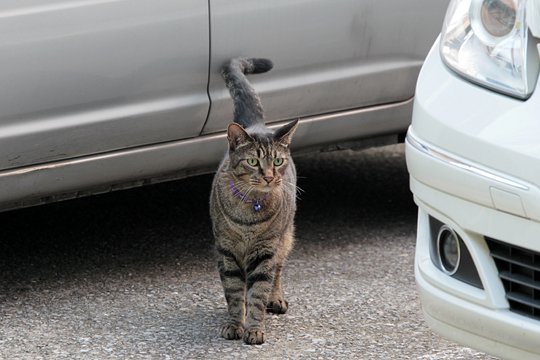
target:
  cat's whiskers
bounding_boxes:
[281,179,304,200]
[234,181,252,195]
[234,181,261,202]
[243,185,257,201]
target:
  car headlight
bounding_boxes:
[441,0,540,99]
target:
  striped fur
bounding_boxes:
[220,57,273,128]
[210,58,298,345]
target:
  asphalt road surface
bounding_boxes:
[0,144,497,359]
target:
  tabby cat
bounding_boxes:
[209,58,298,345]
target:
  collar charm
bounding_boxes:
[253,200,262,212]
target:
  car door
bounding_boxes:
[0,0,209,171]
[204,0,447,134]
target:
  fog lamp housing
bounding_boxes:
[437,225,462,275]
[428,216,483,289]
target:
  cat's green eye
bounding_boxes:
[246,158,259,167]
[273,158,284,166]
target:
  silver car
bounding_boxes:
[0,0,448,211]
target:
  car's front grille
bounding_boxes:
[486,237,540,321]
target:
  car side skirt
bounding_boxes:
[0,98,412,211]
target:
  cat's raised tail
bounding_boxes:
[221,57,273,129]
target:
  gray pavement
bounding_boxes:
[0,144,496,359]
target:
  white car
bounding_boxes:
[406,0,540,359]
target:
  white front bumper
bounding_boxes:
[407,40,540,359]
[410,169,540,360]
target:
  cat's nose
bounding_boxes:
[263,176,274,184]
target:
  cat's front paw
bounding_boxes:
[220,323,244,340]
[243,328,266,345]
[267,299,288,314]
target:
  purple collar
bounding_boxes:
[230,180,269,212]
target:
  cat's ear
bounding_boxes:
[227,123,253,150]
[274,119,299,147]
